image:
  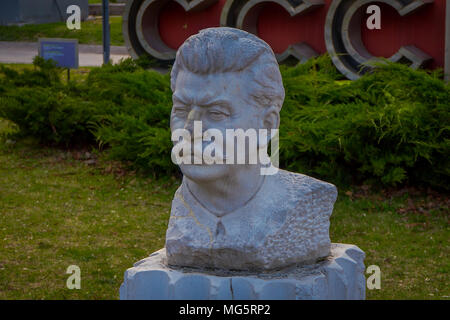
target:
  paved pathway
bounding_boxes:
[0,41,130,66]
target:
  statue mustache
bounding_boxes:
[174,139,229,164]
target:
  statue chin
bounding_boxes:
[179,163,232,183]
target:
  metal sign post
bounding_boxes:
[102,0,110,64]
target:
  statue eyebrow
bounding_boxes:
[173,94,231,109]
[172,94,189,104]
[202,99,231,109]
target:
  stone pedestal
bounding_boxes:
[120,243,365,300]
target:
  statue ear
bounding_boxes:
[259,106,280,148]
[262,106,280,131]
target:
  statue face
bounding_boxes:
[170,70,264,182]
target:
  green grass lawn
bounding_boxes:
[0,119,448,299]
[0,16,124,46]
[0,131,177,299]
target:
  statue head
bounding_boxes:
[170,27,285,183]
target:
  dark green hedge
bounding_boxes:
[0,56,448,189]
[279,56,449,189]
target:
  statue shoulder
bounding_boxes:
[268,169,338,205]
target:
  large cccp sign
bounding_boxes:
[123,0,450,80]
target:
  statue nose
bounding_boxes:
[184,106,202,132]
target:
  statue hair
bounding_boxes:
[170,27,285,111]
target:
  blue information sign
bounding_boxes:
[38,38,79,69]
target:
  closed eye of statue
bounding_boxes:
[173,105,189,117]
[207,107,230,121]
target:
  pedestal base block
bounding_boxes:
[120,243,365,300]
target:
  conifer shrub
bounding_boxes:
[279,58,449,189]
[0,57,97,145]
[0,56,448,189]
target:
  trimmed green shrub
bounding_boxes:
[279,58,449,189]
[0,56,448,189]
[84,59,174,175]
[0,57,98,145]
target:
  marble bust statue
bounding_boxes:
[165,27,337,271]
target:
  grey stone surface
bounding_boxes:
[166,170,337,271]
[120,243,366,300]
